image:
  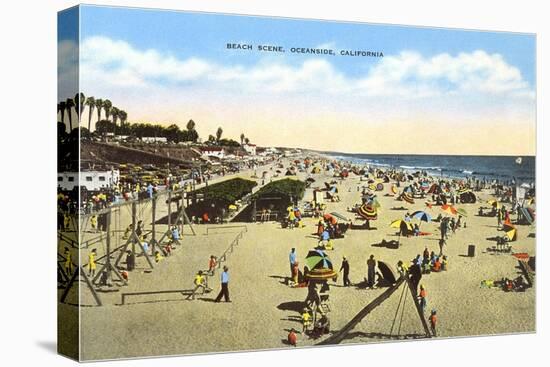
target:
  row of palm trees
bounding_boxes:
[57,92,127,132]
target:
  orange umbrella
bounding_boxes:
[441,204,457,215]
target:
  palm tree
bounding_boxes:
[240,133,245,145]
[74,92,86,120]
[186,119,196,131]
[118,110,127,125]
[95,98,104,124]
[85,96,95,131]
[65,98,75,132]
[57,101,66,126]
[103,99,112,121]
[244,137,250,145]
[111,106,120,126]
[216,127,223,142]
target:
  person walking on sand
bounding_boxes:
[339,256,351,287]
[214,266,231,303]
[439,218,447,240]
[289,248,297,278]
[366,254,377,289]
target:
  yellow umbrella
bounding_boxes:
[487,199,502,209]
[505,228,517,241]
[228,204,237,210]
[390,219,413,231]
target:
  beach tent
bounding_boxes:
[503,223,518,241]
[458,189,476,203]
[377,261,398,284]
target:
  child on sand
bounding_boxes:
[64,247,72,276]
[287,329,298,347]
[208,255,218,275]
[193,270,210,297]
[301,308,312,334]
[418,285,427,312]
[154,250,164,263]
[429,309,437,336]
[88,248,97,277]
[90,215,98,231]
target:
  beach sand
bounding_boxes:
[59,159,535,360]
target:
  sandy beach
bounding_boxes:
[57,157,535,361]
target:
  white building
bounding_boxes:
[200,147,225,159]
[141,137,167,143]
[58,169,120,191]
[243,143,257,156]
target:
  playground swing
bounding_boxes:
[114,201,155,270]
[316,275,433,345]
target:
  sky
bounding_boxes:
[58,5,536,155]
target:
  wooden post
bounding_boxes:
[131,201,137,256]
[151,196,157,256]
[105,210,112,286]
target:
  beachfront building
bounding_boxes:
[200,147,226,160]
[58,169,120,191]
[243,143,257,156]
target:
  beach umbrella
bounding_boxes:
[502,222,517,241]
[305,249,338,281]
[411,210,432,223]
[456,208,468,217]
[228,204,237,210]
[401,192,414,204]
[376,183,384,191]
[391,185,398,195]
[357,204,378,221]
[441,204,457,215]
[487,199,502,209]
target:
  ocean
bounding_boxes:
[323,153,536,183]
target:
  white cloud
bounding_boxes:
[77,36,534,101]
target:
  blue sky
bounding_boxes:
[75,5,535,84]
[58,5,536,155]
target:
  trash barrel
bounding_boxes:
[468,244,475,257]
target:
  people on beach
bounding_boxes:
[366,254,377,289]
[192,270,211,298]
[339,256,351,287]
[429,309,437,336]
[208,255,218,275]
[287,328,298,346]
[301,308,312,334]
[64,247,72,276]
[171,226,180,242]
[418,284,427,312]
[154,250,163,263]
[289,248,297,279]
[214,266,231,303]
[88,248,97,277]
